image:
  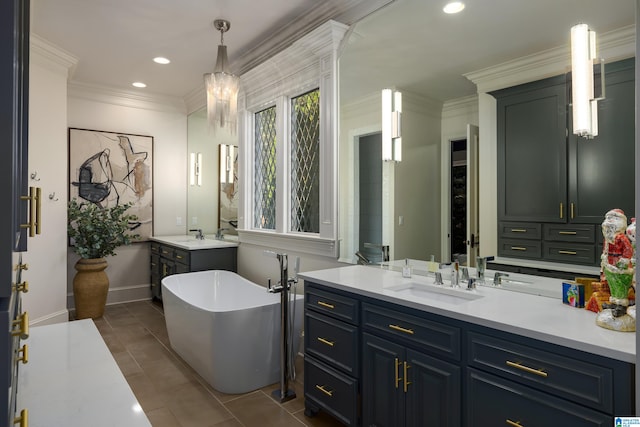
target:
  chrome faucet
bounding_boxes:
[476,256,494,282]
[493,272,509,286]
[189,228,204,240]
[215,228,228,240]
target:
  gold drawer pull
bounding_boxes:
[506,420,523,427]
[558,250,577,255]
[389,324,414,335]
[394,358,402,389]
[403,361,411,393]
[510,229,527,233]
[510,247,527,251]
[13,281,28,293]
[317,301,335,309]
[13,408,27,427]
[17,344,28,364]
[317,337,335,347]
[12,312,29,339]
[506,360,548,377]
[20,186,42,237]
[558,231,577,235]
[315,384,333,397]
[176,255,183,260]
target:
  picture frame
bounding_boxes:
[68,128,154,241]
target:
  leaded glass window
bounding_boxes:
[254,106,277,229]
[290,89,320,233]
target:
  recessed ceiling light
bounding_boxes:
[132,82,147,88]
[153,57,170,65]
[443,1,465,14]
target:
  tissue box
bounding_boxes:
[562,282,586,307]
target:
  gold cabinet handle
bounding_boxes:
[403,361,411,393]
[317,337,335,347]
[510,229,527,233]
[570,202,575,219]
[12,281,28,293]
[162,264,168,276]
[176,255,183,260]
[315,384,333,397]
[162,250,170,255]
[17,344,28,364]
[558,231,577,235]
[506,360,548,377]
[389,324,414,335]
[559,202,563,219]
[394,358,402,389]
[510,247,527,251]
[558,250,577,255]
[13,408,28,427]
[12,312,29,339]
[317,301,335,309]
[20,187,42,237]
[506,420,523,427]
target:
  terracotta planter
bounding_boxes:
[73,258,109,319]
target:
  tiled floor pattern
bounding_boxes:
[89,300,344,427]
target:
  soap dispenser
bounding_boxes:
[402,258,412,278]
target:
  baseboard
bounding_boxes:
[30,310,69,326]
[67,283,152,310]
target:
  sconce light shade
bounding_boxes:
[204,19,240,134]
[570,23,600,138]
[382,89,402,162]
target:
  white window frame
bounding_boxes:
[237,21,347,258]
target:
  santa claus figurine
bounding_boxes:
[598,209,635,331]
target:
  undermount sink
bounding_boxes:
[386,282,483,305]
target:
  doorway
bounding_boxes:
[358,133,383,263]
[450,138,467,264]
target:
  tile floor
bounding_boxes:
[88,300,345,427]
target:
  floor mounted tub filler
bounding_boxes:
[162,270,303,394]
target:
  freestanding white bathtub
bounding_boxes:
[161,270,303,394]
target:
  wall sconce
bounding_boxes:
[570,23,604,139]
[190,152,202,186]
[219,144,235,184]
[382,89,402,162]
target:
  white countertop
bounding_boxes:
[150,234,239,250]
[17,320,151,427]
[298,264,636,363]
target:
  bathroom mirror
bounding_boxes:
[337,0,635,265]
[218,144,239,234]
[187,108,239,235]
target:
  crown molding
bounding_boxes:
[30,33,78,77]
[442,95,478,119]
[465,25,635,93]
[68,81,187,114]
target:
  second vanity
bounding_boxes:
[149,235,238,299]
[299,265,635,426]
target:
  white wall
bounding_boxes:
[22,37,76,325]
[66,87,187,307]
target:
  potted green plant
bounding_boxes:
[68,198,139,319]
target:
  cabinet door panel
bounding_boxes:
[362,333,405,427]
[497,79,567,222]
[569,58,635,223]
[405,349,461,427]
[466,368,610,427]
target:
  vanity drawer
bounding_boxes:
[543,223,595,243]
[362,303,460,361]
[305,285,359,325]
[542,241,596,265]
[150,242,161,255]
[466,368,611,427]
[172,248,190,265]
[305,311,359,376]
[304,356,358,426]
[499,222,541,240]
[467,331,613,413]
[498,238,542,259]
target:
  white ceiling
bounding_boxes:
[32,0,635,105]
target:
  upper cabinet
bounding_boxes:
[494,58,635,266]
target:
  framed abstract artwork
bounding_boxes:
[68,128,154,241]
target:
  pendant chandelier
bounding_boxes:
[204,19,240,134]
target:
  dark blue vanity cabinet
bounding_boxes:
[1,0,31,425]
[495,58,635,266]
[303,281,635,426]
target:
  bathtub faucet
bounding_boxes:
[189,228,204,240]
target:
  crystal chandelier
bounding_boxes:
[204,19,240,134]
